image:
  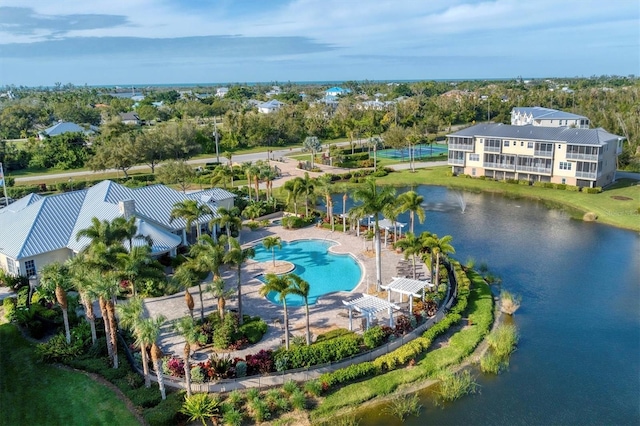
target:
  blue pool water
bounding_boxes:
[253,239,362,306]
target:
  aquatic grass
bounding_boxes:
[479,351,510,374]
[500,290,522,315]
[435,369,479,402]
[487,324,519,358]
[382,394,422,421]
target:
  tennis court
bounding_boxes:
[376,143,448,161]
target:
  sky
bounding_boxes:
[0,0,638,87]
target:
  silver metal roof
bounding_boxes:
[511,107,587,121]
[448,123,623,146]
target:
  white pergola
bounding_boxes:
[342,294,400,331]
[381,277,435,315]
[367,218,407,247]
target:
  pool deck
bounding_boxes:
[144,223,415,359]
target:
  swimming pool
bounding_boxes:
[252,239,362,306]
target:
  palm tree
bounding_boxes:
[242,202,264,221]
[170,199,211,242]
[223,237,255,325]
[259,273,292,349]
[210,166,231,189]
[299,172,315,217]
[249,163,261,202]
[116,296,152,388]
[317,175,334,230]
[223,151,234,187]
[76,217,121,248]
[262,236,282,267]
[209,207,241,250]
[90,274,121,368]
[208,276,234,320]
[116,245,166,296]
[350,178,397,290]
[66,254,97,345]
[111,215,150,253]
[242,162,254,201]
[174,316,199,396]
[423,234,456,287]
[261,167,279,205]
[288,274,312,345]
[397,190,425,234]
[172,264,200,319]
[394,232,423,280]
[40,262,72,344]
[141,315,167,399]
[180,393,220,426]
[283,177,303,216]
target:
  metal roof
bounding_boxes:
[0,180,235,260]
[382,277,434,297]
[448,123,622,146]
[511,107,587,121]
[41,122,98,136]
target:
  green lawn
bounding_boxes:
[0,324,139,426]
[376,167,640,231]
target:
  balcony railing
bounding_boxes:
[516,165,552,174]
[448,158,464,165]
[576,171,597,179]
[534,150,553,158]
[565,152,598,161]
[484,145,501,153]
[484,162,515,171]
[448,143,474,151]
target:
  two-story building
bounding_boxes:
[447,123,624,188]
[511,107,590,128]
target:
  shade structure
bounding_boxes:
[342,294,400,330]
[381,277,435,314]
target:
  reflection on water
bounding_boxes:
[331,187,640,425]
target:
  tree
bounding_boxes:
[89,131,138,178]
[157,121,201,160]
[89,274,120,368]
[423,234,455,287]
[66,254,97,345]
[39,262,72,344]
[394,232,423,280]
[142,315,167,399]
[170,199,211,241]
[133,129,169,173]
[302,136,322,168]
[180,393,220,426]
[367,136,384,169]
[116,296,152,388]
[283,177,303,216]
[350,178,396,290]
[116,245,166,297]
[317,175,334,230]
[187,235,227,320]
[299,172,315,217]
[209,207,241,250]
[242,202,264,221]
[172,264,200,319]
[111,215,149,253]
[157,160,196,193]
[208,276,234,320]
[223,237,255,325]
[262,236,282,267]
[260,273,292,349]
[174,316,199,396]
[397,190,425,234]
[288,274,312,345]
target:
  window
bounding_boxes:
[7,258,17,275]
[559,162,572,170]
[558,144,562,149]
[503,140,509,147]
[562,178,566,184]
[469,154,480,161]
[520,141,524,147]
[24,260,36,277]
[527,142,533,149]
[513,141,516,146]
[472,168,476,176]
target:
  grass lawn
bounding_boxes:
[0,324,139,426]
[376,166,640,231]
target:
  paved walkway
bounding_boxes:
[143,223,411,359]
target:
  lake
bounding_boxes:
[331,186,640,425]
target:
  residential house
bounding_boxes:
[266,86,282,97]
[325,87,350,97]
[446,123,624,188]
[257,99,285,114]
[38,121,99,140]
[119,112,141,125]
[0,180,235,278]
[216,87,229,98]
[511,107,590,128]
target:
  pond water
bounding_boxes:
[330,186,640,425]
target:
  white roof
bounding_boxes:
[382,277,434,297]
[369,218,406,230]
[343,294,400,315]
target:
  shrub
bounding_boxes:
[222,407,243,426]
[290,388,307,410]
[239,317,267,344]
[143,391,186,426]
[303,379,323,397]
[244,349,274,375]
[36,333,84,362]
[3,297,17,321]
[248,397,270,423]
[584,187,602,194]
[235,361,247,378]
[190,365,205,383]
[274,334,362,370]
[283,380,299,395]
[319,362,379,388]
[128,386,162,408]
[226,390,244,408]
[565,185,580,192]
[314,328,354,342]
[363,325,386,349]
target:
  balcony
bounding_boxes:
[448,158,464,165]
[534,150,553,158]
[484,145,501,153]
[484,162,515,171]
[576,171,597,179]
[516,165,552,175]
[448,143,474,151]
[566,152,598,161]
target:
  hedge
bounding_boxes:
[274,334,362,370]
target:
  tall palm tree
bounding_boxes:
[116,296,152,388]
[172,264,200,319]
[223,151,233,187]
[209,207,241,250]
[66,254,97,345]
[283,177,303,216]
[40,262,72,344]
[288,274,312,346]
[423,234,456,287]
[90,274,121,368]
[394,232,423,280]
[140,315,167,399]
[116,245,166,296]
[174,316,199,396]
[111,215,150,253]
[261,167,279,206]
[249,163,261,202]
[170,199,211,242]
[259,273,292,350]
[223,237,255,325]
[208,276,234,320]
[76,217,121,248]
[350,178,397,290]
[299,172,315,217]
[317,175,334,230]
[262,236,282,267]
[242,162,254,201]
[397,190,425,234]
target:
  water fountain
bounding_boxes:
[453,191,466,213]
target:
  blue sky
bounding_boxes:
[0,0,638,86]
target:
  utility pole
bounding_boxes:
[213,116,220,163]
[0,162,9,207]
